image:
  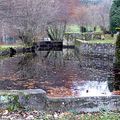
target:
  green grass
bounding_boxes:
[0,47,9,51]
[66,25,80,33]
[58,112,120,120]
[66,25,102,34]
[76,39,115,45]
[0,45,23,51]
[95,26,102,32]
[76,34,115,45]
[0,44,23,60]
[86,39,115,44]
[35,111,120,120]
[59,112,120,120]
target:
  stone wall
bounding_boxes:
[78,43,115,57]
[46,96,120,113]
[0,89,120,113]
[0,89,46,111]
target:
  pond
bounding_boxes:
[0,46,118,98]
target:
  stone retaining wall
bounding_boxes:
[46,96,120,113]
[0,89,120,113]
[78,43,115,57]
[0,89,46,111]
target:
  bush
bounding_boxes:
[110,0,120,33]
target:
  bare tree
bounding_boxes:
[0,0,59,45]
[75,5,89,30]
[97,0,112,32]
[87,0,112,32]
[74,0,112,33]
[45,0,74,42]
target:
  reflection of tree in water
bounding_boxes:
[17,50,67,79]
[17,53,37,79]
[46,49,77,69]
[63,49,75,60]
[44,51,64,68]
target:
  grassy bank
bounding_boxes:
[66,24,102,34]
[76,39,115,44]
[54,111,120,120]
[76,37,115,45]
[0,110,119,120]
[0,45,23,51]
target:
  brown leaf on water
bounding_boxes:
[27,86,34,89]
[47,87,73,97]
[23,81,38,89]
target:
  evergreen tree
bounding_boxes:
[110,0,120,32]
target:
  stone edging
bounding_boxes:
[0,89,46,111]
[0,89,120,113]
[46,95,120,112]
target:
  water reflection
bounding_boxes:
[0,47,117,97]
[72,81,111,97]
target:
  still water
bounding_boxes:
[0,47,117,97]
